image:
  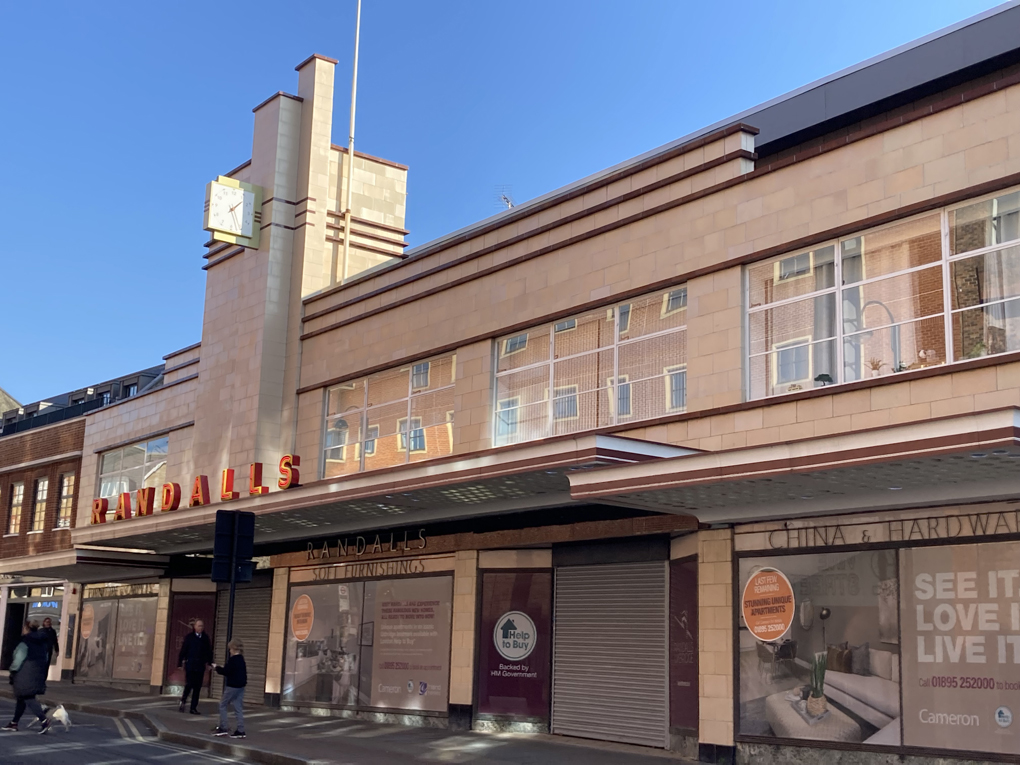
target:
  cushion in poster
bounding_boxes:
[826,644,850,672]
[851,642,870,676]
[870,648,893,680]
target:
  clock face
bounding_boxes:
[208,183,246,235]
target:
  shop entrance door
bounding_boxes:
[1,602,26,671]
[551,561,669,748]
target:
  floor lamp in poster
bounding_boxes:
[819,607,831,647]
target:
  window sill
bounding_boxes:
[52,527,71,532]
[27,530,45,535]
[2,534,18,538]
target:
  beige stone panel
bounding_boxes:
[478,549,552,569]
[265,567,289,696]
[150,579,171,687]
[449,550,478,705]
[76,379,198,530]
[698,529,733,746]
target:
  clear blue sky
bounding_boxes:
[0,0,1006,404]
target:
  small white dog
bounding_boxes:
[25,704,72,731]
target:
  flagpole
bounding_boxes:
[340,0,362,284]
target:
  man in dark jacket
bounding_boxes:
[1,622,51,734]
[40,618,59,665]
[178,619,212,714]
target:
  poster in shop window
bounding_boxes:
[365,577,453,712]
[736,551,901,744]
[112,597,158,681]
[901,541,1020,755]
[477,571,551,719]
[75,600,118,679]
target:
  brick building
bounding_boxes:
[0,367,163,681]
[5,6,1020,764]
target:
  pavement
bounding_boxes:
[0,684,695,765]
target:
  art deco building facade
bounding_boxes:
[4,7,1020,764]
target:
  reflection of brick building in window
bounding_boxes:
[494,287,688,444]
[323,354,455,478]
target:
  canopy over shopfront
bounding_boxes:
[567,408,1020,523]
[71,435,697,556]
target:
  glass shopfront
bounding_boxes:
[282,575,453,713]
[737,519,1020,760]
[76,595,158,682]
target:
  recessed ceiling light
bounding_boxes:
[889,486,902,491]
[971,453,987,459]
[800,495,813,500]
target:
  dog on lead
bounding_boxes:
[25,704,72,732]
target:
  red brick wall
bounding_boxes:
[0,420,85,559]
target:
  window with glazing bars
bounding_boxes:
[31,478,48,532]
[493,286,687,445]
[746,188,1020,399]
[322,353,456,478]
[57,473,75,529]
[7,482,24,534]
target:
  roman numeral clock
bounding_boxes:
[203,176,264,249]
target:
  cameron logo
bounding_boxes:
[919,709,980,727]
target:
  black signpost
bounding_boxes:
[212,510,255,663]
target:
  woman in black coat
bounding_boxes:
[1,622,51,733]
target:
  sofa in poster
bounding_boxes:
[738,550,902,746]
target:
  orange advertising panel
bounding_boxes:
[742,567,795,642]
[291,594,315,641]
[80,603,95,639]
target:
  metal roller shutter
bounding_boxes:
[552,561,668,748]
[211,584,271,701]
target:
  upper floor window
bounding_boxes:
[99,391,111,406]
[746,188,1020,399]
[493,286,687,446]
[323,353,456,479]
[98,436,168,503]
[7,482,24,535]
[31,478,48,532]
[124,384,137,398]
[57,473,75,529]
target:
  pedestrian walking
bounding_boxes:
[178,619,212,714]
[40,617,59,666]
[1,622,52,734]
[211,639,247,739]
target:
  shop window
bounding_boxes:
[493,286,687,445]
[322,353,456,478]
[7,482,24,534]
[283,576,453,713]
[97,436,168,507]
[31,477,48,532]
[57,473,75,529]
[737,536,1020,760]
